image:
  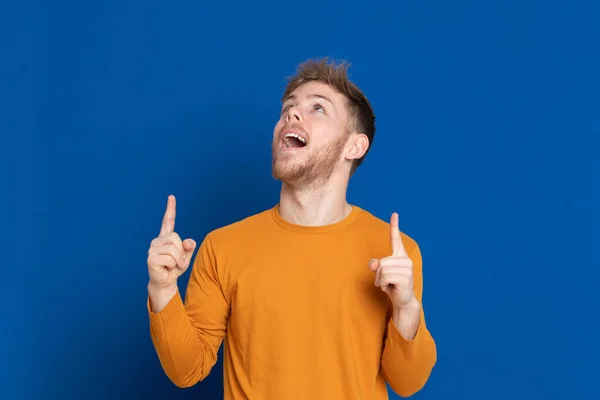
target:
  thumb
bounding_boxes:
[368,258,379,271]
[183,239,197,258]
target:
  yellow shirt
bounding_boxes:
[148,205,436,399]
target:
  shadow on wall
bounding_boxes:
[34,103,278,400]
[127,105,277,400]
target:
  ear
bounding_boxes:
[345,133,369,161]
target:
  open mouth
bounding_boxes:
[283,132,307,149]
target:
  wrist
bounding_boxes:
[148,281,177,293]
[394,296,421,316]
[392,298,421,340]
[148,282,178,313]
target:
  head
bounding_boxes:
[271,58,376,188]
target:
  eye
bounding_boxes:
[312,103,326,113]
[281,104,292,115]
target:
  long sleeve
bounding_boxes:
[380,241,437,397]
[148,234,230,388]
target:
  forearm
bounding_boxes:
[148,285,217,387]
[381,305,437,397]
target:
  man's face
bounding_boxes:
[271,81,351,187]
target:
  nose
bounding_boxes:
[285,106,301,123]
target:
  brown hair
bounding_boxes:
[282,57,376,175]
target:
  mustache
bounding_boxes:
[278,123,309,138]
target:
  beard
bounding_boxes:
[271,135,348,189]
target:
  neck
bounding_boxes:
[278,173,352,226]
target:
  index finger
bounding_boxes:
[159,195,176,236]
[390,212,407,257]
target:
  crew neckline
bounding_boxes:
[270,203,364,234]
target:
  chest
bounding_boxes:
[226,237,390,330]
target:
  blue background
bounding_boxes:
[2,0,599,399]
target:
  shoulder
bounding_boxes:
[202,206,276,248]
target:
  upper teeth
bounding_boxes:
[285,133,307,145]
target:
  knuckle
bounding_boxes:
[147,256,158,269]
[168,244,179,255]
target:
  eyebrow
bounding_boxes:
[284,93,335,109]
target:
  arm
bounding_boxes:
[148,234,229,388]
[380,242,437,397]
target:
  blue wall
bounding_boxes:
[2,0,598,399]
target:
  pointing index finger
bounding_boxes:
[390,212,407,257]
[160,195,176,236]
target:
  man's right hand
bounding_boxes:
[147,195,196,311]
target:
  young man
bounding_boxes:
[147,58,437,399]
